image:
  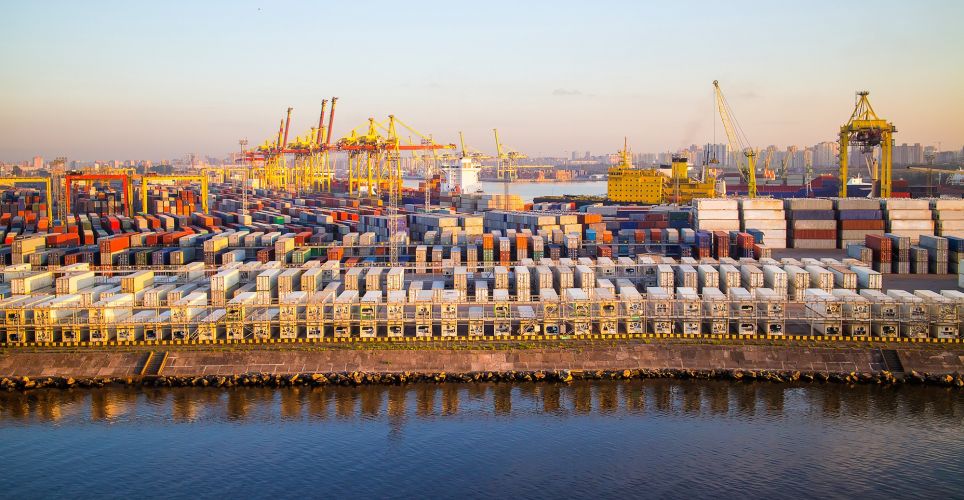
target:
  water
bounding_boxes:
[472,181,607,201]
[1,380,961,499]
[404,179,608,201]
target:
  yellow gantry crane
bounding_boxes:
[493,128,527,210]
[0,177,53,219]
[713,80,758,198]
[839,91,896,197]
[140,172,208,214]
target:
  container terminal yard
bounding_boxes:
[0,89,962,350]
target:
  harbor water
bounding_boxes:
[1,380,962,498]
[404,179,608,201]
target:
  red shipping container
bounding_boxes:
[865,234,892,251]
[792,229,836,239]
[841,220,885,230]
[256,248,274,263]
[98,235,130,254]
[295,231,313,246]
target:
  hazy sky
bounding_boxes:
[1,0,962,161]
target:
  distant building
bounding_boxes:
[32,155,43,170]
[812,141,839,168]
[703,143,728,167]
[936,150,959,164]
[893,143,923,166]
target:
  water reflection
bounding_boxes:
[0,381,961,426]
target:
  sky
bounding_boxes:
[1,0,962,161]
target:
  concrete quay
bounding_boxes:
[1,341,961,381]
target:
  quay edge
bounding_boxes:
[0,342,962,390]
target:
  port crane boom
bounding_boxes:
[713,80,757,198]
[493,129,527,210]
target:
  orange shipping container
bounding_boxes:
[482,233,494,249]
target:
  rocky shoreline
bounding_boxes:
[2,368,963,392]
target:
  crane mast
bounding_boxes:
[839,91,895,197]
[493,128,526,210]
[713,80,757,198]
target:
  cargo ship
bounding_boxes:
[720,174,877,198]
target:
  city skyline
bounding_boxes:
[2,1,962,161]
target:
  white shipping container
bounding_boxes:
[277,268,303,297]
[697,265,720,290]
[553,266,574,291]
[805,265,834,292]
[494,266,510,290]
[365,268,383,292]
[92,293,135,323]
[300,267,324,292]
[121,271,154,294]
[828,265,857,290]
[913,290,958,322]
[740,199,784,210]
[804,289,840,318]
[532,266,554,290]
[850,265,883,290]
[37,294,84,325]
[55,271,99,295]
[170,292,209,323]
[740,265,764,289]
[676,265,698,289]
[167,283,199,305]
[256,268,282,294]
[211,269,240,292]
[11,272,54,295]
[762,265,788,290]
[727,287,754,316]
[143,284,177,308]
[179,261,206,282]
[514,266,531,292]
[718,265,741,292]
[831,289,871,320]
[656,264,674,291]
[386,267,405,291]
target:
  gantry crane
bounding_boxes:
[339,118,384,198]
[0,177,53,219]
[493,128,527,210]
[713,80,757,198]
[64,173,133,216]
[289,99,337,193]
[336,114,454,265]
[839,91,895,197]
[239,99,338,194]
[414,136,444,210]
[139,173,209,214]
